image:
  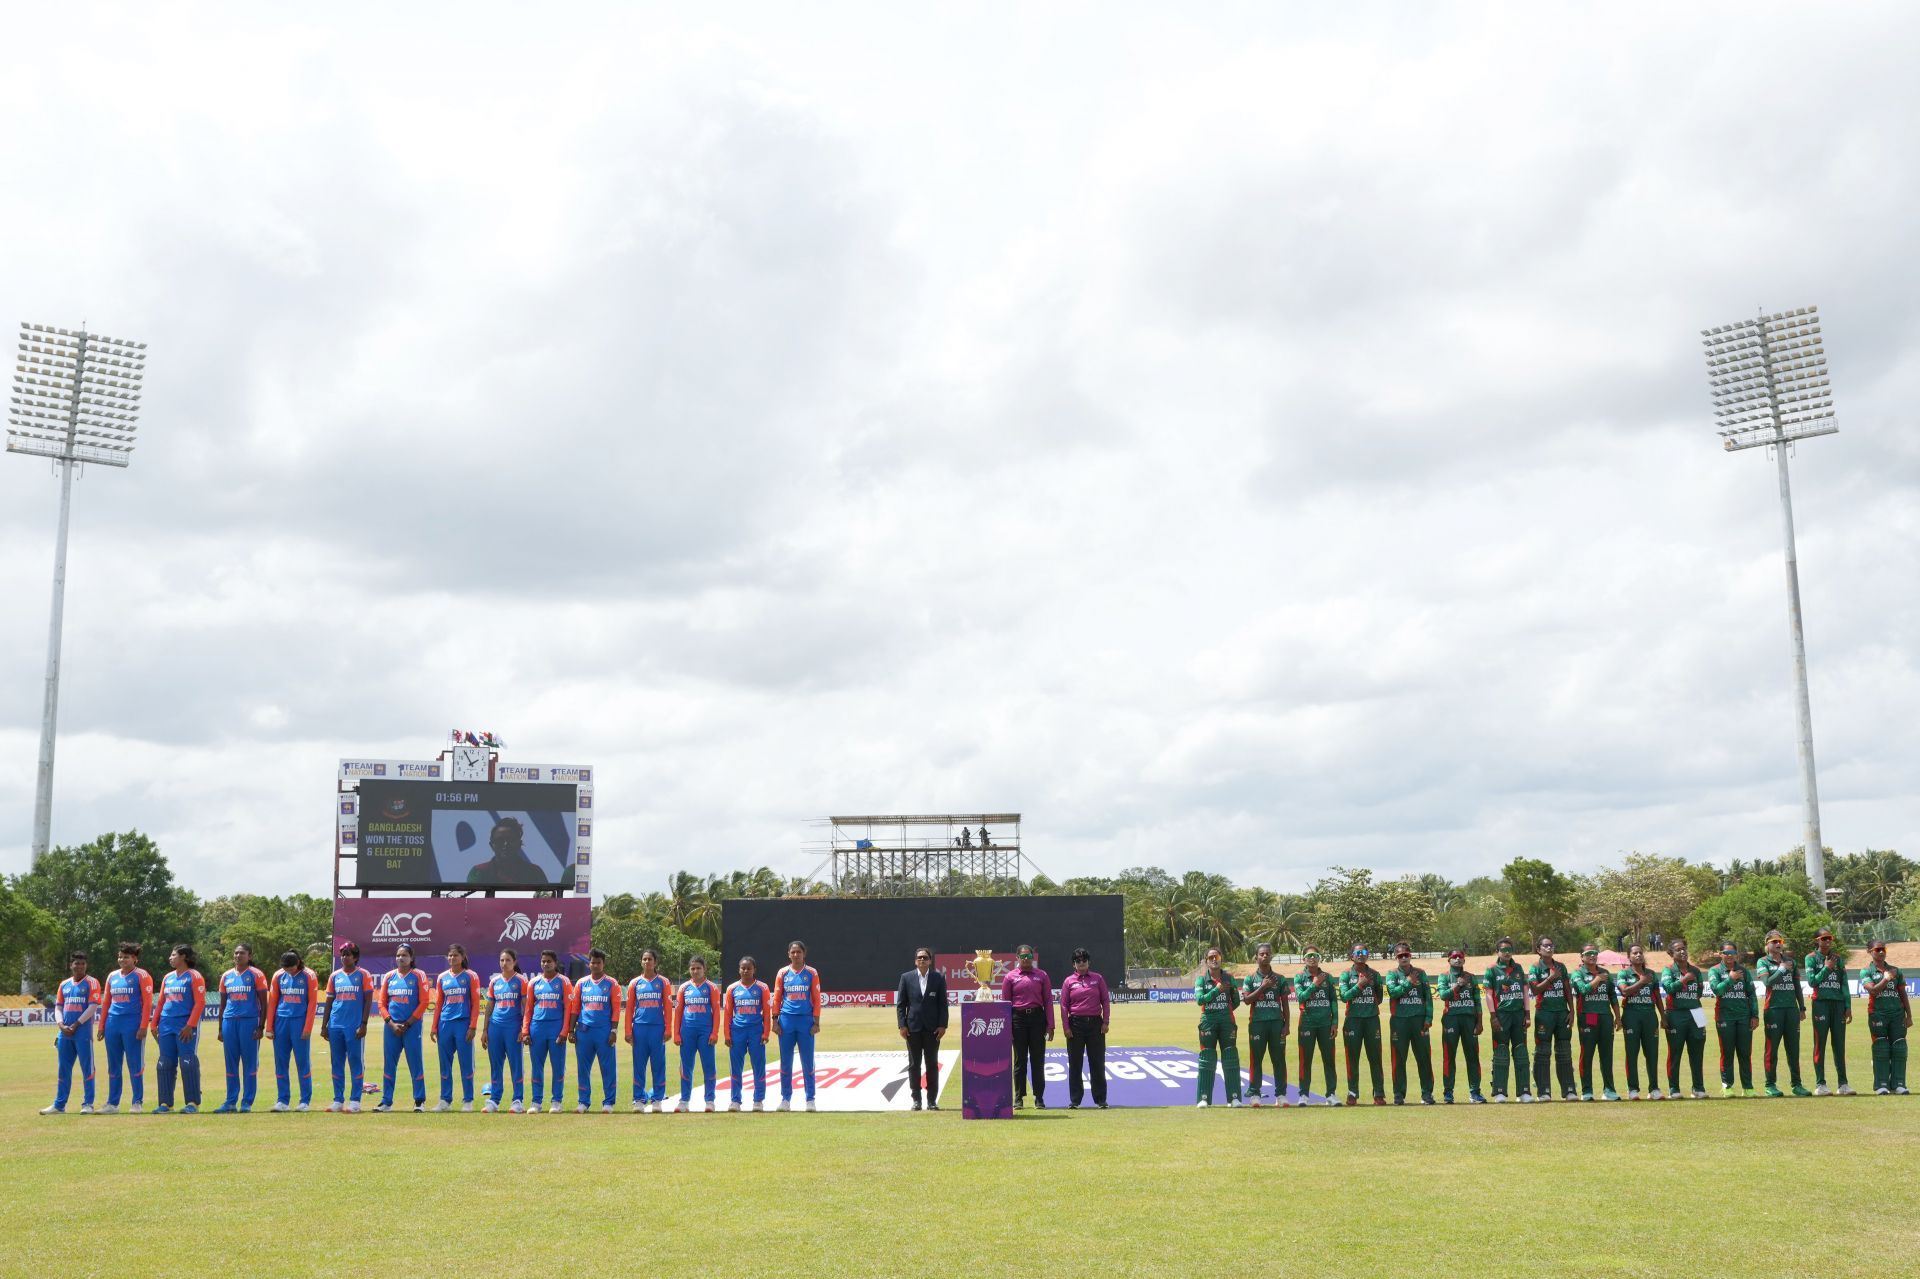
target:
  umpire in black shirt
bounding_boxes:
[896,947,949,1110]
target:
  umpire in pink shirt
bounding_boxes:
[999,945,1053,1108]
[1059,948,1111,1108]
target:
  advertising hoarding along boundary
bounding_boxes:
[331,897,592,979]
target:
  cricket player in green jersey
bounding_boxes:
[1529,938,1577,1101]
[1385,943,1435,1105]
[1571,945,1620,1101]
[1194,948,1243,1107]
[1485,939,1531,1102]
[1755,929,1810,1097]
[1616,944,1663,1100]
[1803,926,1854,1095]
[1659,939,1709,1099]
[1338,946,1386,1106]
[1708,942,1760,1096]
[1436,949,1485,1104]
[1294,950,1339,1105]
[1861,941,1911,1095]
[1241,943,1290,1106]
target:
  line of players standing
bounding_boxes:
[41,938,830,1116]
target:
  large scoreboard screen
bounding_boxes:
[355,779,579,890]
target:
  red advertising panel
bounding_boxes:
[332,897,592,978]
[934,951,1022,991]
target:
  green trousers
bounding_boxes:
[1297,1023,1337,1098]
[1533,1009,1575,1098]
[1665,1015,1706,1093]
[1440,1015,1481,1100]
[1717,1017,1755,1089]
[1343,1017,1383,1101]
[1763,1010,1803,1088]
[1810,1002,1848,1087]
[1621,1011,1660,1093]
[1869,1014,1908,1092]
[1197,1019,1241,1103]
[1390,1019,1433,1102]
[1490,1009,1530,1097]
[1578,1013,1616,1095]
[1246,1022,1286,1101]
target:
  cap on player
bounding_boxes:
[1447,950,1465,960]
[1393,943,1412,958]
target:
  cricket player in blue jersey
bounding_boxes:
[41,952,100,1115]
[214,943,268,1113]
[571,948,622,1114]
[374,944,430,1112]
[527,950,573,1113]
[775,940,824,1112]
[99,942,154,1114]
[266,950,319,1111]
[624,947,673,1113]
[483,950,530,1114]
[431,944,483,1112]
[152,945,207,1114]
[325,942,376,1113]
[673,956,722,1113]
[724,956,774,1112]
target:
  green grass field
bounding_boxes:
[5,1004,1916,1279]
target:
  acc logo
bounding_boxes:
[341,761,388,778]
[499,912,534,942]
[371,912,433,942]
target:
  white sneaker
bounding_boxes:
[728,1101,741,1112]
[1490,1094,1506,1104]
[1813,1085,1830,1096]
[373,1102,392,1113]
[38,1104,63,1115]
[1875,1087,1891,1095]
[295,1102,309,1112]
[776,1099,790,1112]
[431,1101,450,1113]
[704,1101,715,1113]
[345,1101,360,1113]
[460,1102,472,1113]
[672,1099,686,1113]
[575,1103,588,1114]
[97,1104,118,1115]
[270,1102,289,1113]
[509,1101,524,1114]
[1625,1091,1639,1101]
[1228,1098,1244,1108]
[79,1104,95,1115]
[548,1101,562,1113]
[1246,1098,1262,1108]
[482,1101,498,1114]
[326,1102,343,1113]
[1195,1099,1210,1108]
[804,1100,816,1113]
[130,1103,144,1114]
[752,1101,764,1112]
[1648,1089,1664,1101]
[1518,1094,1533,1104]
[1838,1085,1857,1096]
[1898,1087,1911,1096]
[1692,1090,1709,1100]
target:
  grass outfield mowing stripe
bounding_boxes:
[3,1004,1914,1279]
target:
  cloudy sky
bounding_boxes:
[3,4,1916,900]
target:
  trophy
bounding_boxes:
[972,949,997,1000]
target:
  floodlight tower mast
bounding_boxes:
[1700,305,1835,899]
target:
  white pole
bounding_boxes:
[1772,439,1825,899]
[30,453,75,867]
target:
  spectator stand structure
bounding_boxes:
[804,814,1038,896]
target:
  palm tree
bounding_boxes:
[664,871,706,933]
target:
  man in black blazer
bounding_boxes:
[896,947,949,1110]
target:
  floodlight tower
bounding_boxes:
[7,322,149,869]
[1700,305,1835,899]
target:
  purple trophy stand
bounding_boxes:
[961,1000,1013,1119]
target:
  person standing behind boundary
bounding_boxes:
[1001,945,1053,1110]
[99,941,153,1114]
[1529,939,1576,1102]
[1293,950,1338,1105]
[625,948,673,1113]
[775,941,824,1113]
[482,950,529,1113]
[1061,948,1110,1110]
[266,949,318,1112]
[527,950,573,1113]
[1193,947,1242,1108]
[374,944,430,1112]
[431,944,482,1112]
[42,952,100,1115]
[1756,930,1810,1098]
[1659,939,1709,1100]
[214,943,268,1113]
[323,943,374,1114]
[724,956,773,1112]
[897,947,949,1111]
[571,948,622,1114]
[1437,950,1485,1104]
[1708,942,1759,1097]
[1616,944,1662,1101]
[1861,940,1911,1095]
[1240,943,1288,1107]
[1385,943,1435,1106]
[1571,944,1619,1101]
[1339,946,1385,1106]
[673,955,722,1112]
[1804,927,1853,1095]
[1484,940,1531,1103]
[152,945,206,1115]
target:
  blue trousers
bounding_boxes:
[529,1023,566,1105]
[155,1026,201,1107]
[574,1023,616,1106]
[53,1028,96,1109]
[222,1020,260,1108]
[729,1035,768,1105]
[273,1021,312,1105]
[328,1026,365,1103]
[679,1023,716,1104]
[382,1021,426,1106]
[486,1021,525,1104]
[103,1021,145,1106]
[630,1023,667,1101]
[436,1024,475,1103]
[779,1016,816,1101]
